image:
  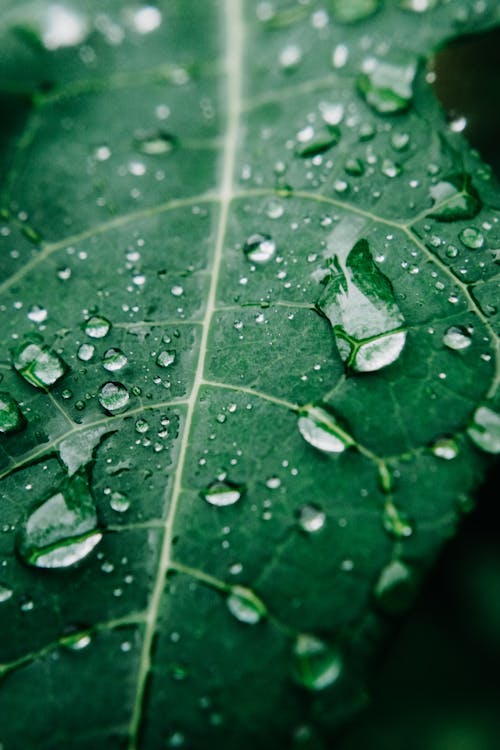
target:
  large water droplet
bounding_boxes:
[467,406,500,454]
[12,340,68,389]
[292,634,343,691]
[296,504,326,533]
[202,480,243,507]
[331,0,380,23]
[0,392,25,434]
[429,174,480,221]
[59,426,111,476]
[156,350,176,368]
[443,325,472,351]
[298,404,354,453]
[374,559,416,613]
[243,234,276,264]
[84,315,111,339]
[296,128,340,158]
[317,239,406,372]
[358,55,416,114]
[459,226,484,249]
[77,343,95,361]
[226,585,266,624]
[17,472,102,569]
[98,382,130,413]
[102,348,128,372]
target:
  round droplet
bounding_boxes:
[201,480,243,507]
[431,437,459,460]
[61,632,92,651]
[443,326,472,351]
[226,585,266,624]
[77,343,95,361]
[467,406,500,454]
[102,348,128,372]
[98,382,130,413]
[12,340,68,389]
[110,491,130,513]
[459,226,484,249]
[292,634,343,691]
[84,315,111,338]
[296,504,325,533]
[0,584,13,604]
[243,234,276,264]
[0,392,25,434]
[298,405,354,453]
[265,476,281,489]
[156,350,176,368]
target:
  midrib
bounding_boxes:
[127,0,244,745]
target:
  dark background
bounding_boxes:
[338,28,500,750]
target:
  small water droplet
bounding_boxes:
[429,174,480,222]
[226,585,266,624]
[61,632,92,651]
[0,392,25,434]
[296,128,341,158]
[296,504,326,533]
[459,226,484,249]
[84,315,111,339]
[110,491,130,513]
[243,233,276,264]
[265,476,281,489]
[374,559,416,613]
[27,305,48,323]
[156,350,176,368]
[431,437,459,460]
[12,339,68,389]
[102,348,128,372]
[443,325,472,351]
[383,501,413,539]
[467,406,500,454]
[331,0,380,22]
[98,382,130,413]
[18,472,102,569]
[358,55,416,114]
[298,404,354,453]
[0,584,13,603]
[135,131,177,154]
[201,480,243,507]
[77,343,95,361]
[292,634,343,691]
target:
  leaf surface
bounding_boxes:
[0,1,499,748]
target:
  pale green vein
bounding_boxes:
[202,378,299,411]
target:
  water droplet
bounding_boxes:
[317,239,406,372]
[292,634,343,691]
[344,157,364,176]
[0,584,13,603]
[391,132,410,151]
[429,174,480,221]
[443,325,472,351]
[110,491,130,513]
[156,350,176,368]
[61,632,92,651]
[132,5,162,33]
[102,348,128,372]
[12,340,68,389]
[298,404,354,453]
[27,305,48,323]
[296,504,326,533]
[374,559,416,613]
[98,382,130,413]
[467,406,500,454]
[135,131,177,154]
[243,233,276,264]
[77,343,95,361]
[330,0,380,23]
[459,226,484,249]
[18,472,102,569]
[332,44,349,68]
[135,418,149,433]
[358,55,417,114]
[279,43,302,70]
[226,585,266,624]
[202,480,243,507]
[296,128,341,158]
[265,476,281,489]
[84,315,111,339]
[0,392,25,434]
[383,501,413,539]
[38,5,89,50]
[431,437,459,460]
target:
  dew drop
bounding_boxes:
[0,584,13,604]
[110,491,130,513]
[0,392,25,434]
[431,437,459,460]
[156,350,176,368]
[18,473,102,569]
[292,634,343,691]
[61,632,92,651]
[467,406,500,454]
[243,233,276,264]
[226,585,266,624]
[102,348,128,372]
[357,55,417,114]
[135,131,177,154]
[296,128,341,158]
[202,480,243,507]
[374,559,416,613]
[429,174,480,222]
[12,340,68,389]
[98,382,130,413]
[443,325,472,351]
[459,226,484,249]
[84,315,111,339]
[77,343,95,361]
[298,404,354,453]
[296,504,326,533]
[330,0,380,23]
[27,305,48,323]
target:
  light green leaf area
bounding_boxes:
[0,1,499,748]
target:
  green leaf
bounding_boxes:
[0,1,499,748]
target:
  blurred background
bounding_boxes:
[338,27,500,750]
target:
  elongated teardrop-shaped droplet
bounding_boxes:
[202,480,243,507]
[429,174,480,222]
[292,634,343,691]
[296,128,340,158]
[0,392,25,434]
[298,404,354,453]
[317,239,406,372]
[383,500,413,539]
[331,0,380,23]
[374,559,416,614]
[12,340,68,389]
[18,472,102,569]
[467,406,500,454]
[135,131,177,155]
[357,55,416,114]
[0,584,13,603]
[226,585,266,624]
